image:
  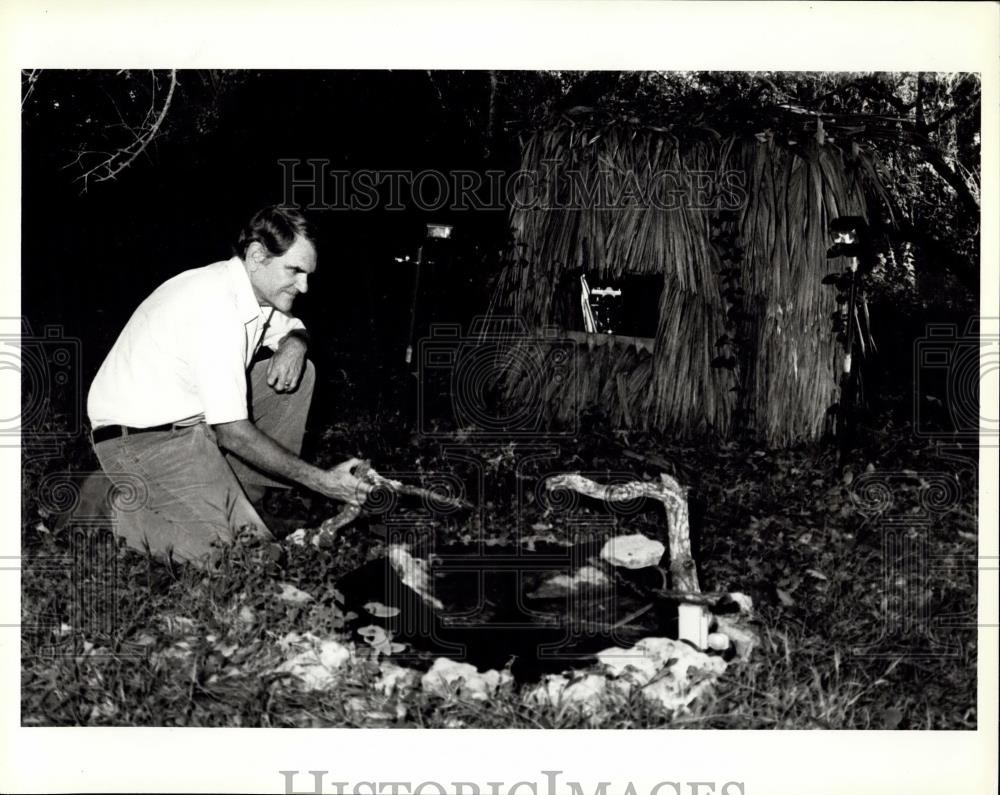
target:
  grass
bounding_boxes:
[20,391,978,729]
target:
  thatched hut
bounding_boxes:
[491,119,884,445]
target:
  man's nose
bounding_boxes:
[296,274,308,294]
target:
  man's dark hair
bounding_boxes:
[235,205,315,260]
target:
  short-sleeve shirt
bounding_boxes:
[87,256,306,429]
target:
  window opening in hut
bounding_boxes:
[565,272,662,339]
[580,275,623,333]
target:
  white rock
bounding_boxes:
[526,673,609,710]
[345,696,367,713]
[90,698,119,720]
[714,614,759,661]
[277,583,314,604]
[387,545,444,609]
[420,657,512,701]
[529,565,610,598]
[576,565,610,585]
[364,601,401,618]
[598,637,726,712]
[357,625,407,657]
[641,661,726,712]
[600,534,666,569]
[596,645,662,683]
[286,528,308,547]
[707,632,730,651]
[521,636,731,717]
[727,592,754,614]
[421,658,476,697]
[375,662,420,696]
[275,632,352,691]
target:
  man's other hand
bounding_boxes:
[267,335,307,392]
[319,457,373,505]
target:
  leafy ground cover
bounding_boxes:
[20,375,978,729]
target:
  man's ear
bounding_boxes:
[245,241,269,271]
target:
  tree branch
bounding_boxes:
[925,103,963,132]
[76,70,178,191]
[850,75,916,116]
[857,126,980,215]
[485,70,499,158]
[21,69,42,110]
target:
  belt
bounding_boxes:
[91,423,186,444]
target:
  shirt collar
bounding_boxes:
[225,256,267,324]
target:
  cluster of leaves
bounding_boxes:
[508,71,979,296]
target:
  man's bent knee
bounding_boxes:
[300,358,316,392]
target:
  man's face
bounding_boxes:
[246,235,317,313]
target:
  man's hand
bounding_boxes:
[214,421,372,507]
[317,457,373,505]
[267,335,307,393]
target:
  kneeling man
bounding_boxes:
[87,205,369,565]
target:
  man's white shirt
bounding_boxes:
[88,256,306,429]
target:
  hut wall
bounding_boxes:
[495,125,871,445]
[737,138,868,444]
[505,335,656,429]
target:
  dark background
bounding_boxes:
[21,71,516,416]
